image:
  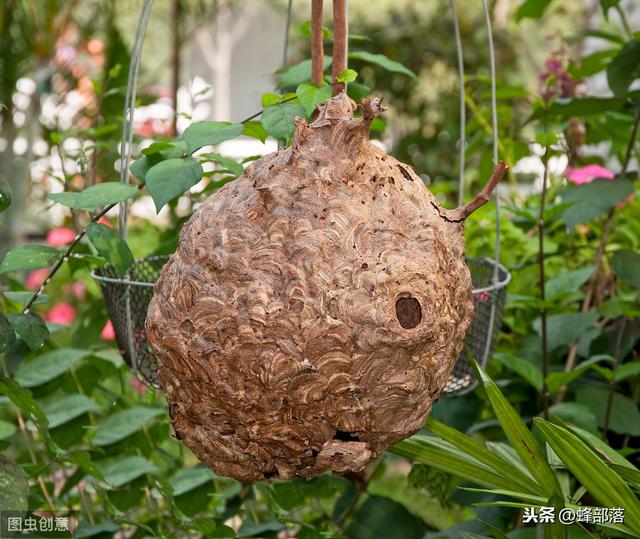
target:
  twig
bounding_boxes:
[337,460,383,528]
[239,96,297,123]
[441,161,509,222]
[171,0,182,136]
[332,0,347,95]
[22,182,145,314]
[311,0,324,86]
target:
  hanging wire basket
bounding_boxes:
[93,256,168,387]
[93,255,510,391]
[443,258,510,395]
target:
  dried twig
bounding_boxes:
[332,0,347,95]
[311,0,324,86]
[441,161,509,222]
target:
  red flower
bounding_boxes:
[101,320,115,340]
[47,227,76,247]
[46,302,76,324]
[26,268,49,290]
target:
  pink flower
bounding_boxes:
[101,320,115,340]
[71,281,87,299]
[47,227,76,247]
[474,291,490,303]
[97,217,113,228]
[26,268,49,290]
[130,376,148,395]
[566,164,615,185]
[46,302,76,324]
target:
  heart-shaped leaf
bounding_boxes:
[261,102,306,143]
[146,157,204,212]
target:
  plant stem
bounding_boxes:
[539,140,550,420]
[171,0,182,136]
[311,0,324,86]
[332,0,347,95]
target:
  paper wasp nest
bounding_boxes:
[146,93,483,481]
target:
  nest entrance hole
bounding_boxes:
[396,296,422,329]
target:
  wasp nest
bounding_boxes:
[146,93,506,481]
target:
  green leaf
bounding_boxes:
[86,223,134,277]
[93,406,164,446]
[15,348,90,387]
[141,141,183,156]
[606,40,640,97]
[0,313,16,353]
[391,435,521,491]
[541,97,624,120]
[516,0,552,21]
[0,455,28,512]
[546,266,594,298]
[277,57,332,89]
[146,157,204,212]
[242,121,268,143]
[568,425,635,470]
[8,313,49,351]
[471,358,561,497]
[296,83,333,116]
[298,20,332,40]
[0,378,50,439]
[600,0,620,17]
[425,417,541,494]
[533,311,599,352]
[96,455,159,487]
[181,121,244,154]
[545,355,613,394]
[576,387,640,436]
[336,68,357,84]
[2,291,49,306]
[62,450,104,481]
[549,403,599,433]
[349,51,417,79]
[612,250,640,290]
[493,352,543,391]
[200,153,244,178]
[50,183,139,211]
[0,178,12,213]
[560,178,634,228]
[0,419,16,439]
[534,418,640,534]
[0,245,60,274]
[615,362,640,382]
[169,466,214,496]
[261,102,306,143]
[42,394,101,428]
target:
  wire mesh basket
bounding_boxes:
[94,255,509,392]
[93,256,169,387]
[443,258,510,395]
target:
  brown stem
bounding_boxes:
[441,161,509,222]
[311,0,324,86]
[332,0,347,95]
[171,0,182,136]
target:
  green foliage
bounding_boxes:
[0,178,12,213]
[86,223,134,277]
[261,101,307,143]
[145,157,204,212]
[0,245,60,274]
[49,183,139,210]
[606,40,640,97]
[559,178,634,228]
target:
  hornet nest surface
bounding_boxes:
[146,93,507,481]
